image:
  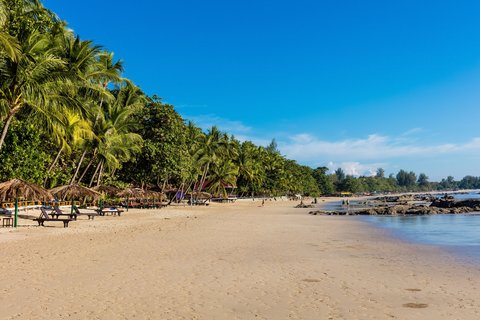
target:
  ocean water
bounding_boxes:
[323,191,480,263]
[360,214,480,263]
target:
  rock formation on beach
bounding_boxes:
[309,195,480,216]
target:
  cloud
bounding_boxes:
[401,127,424,136]
[234,134,272,147]
[327,161,387,177]
[280,133,480,165]
[186,114,252,134]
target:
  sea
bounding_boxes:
[325,192,480,263]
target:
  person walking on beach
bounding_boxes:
[262,199,265,206]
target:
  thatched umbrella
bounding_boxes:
[92,185,122,208]
[143,190,166,208]
[117,187,145,198]
[92,185,121,196]
[117,188,146,211]
[186,191,212,205]
[50,184,100,214]
[0,179,53,227]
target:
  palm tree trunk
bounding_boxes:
[70,150,87,184]
[78,154,95,184]
[96,160,104,186]
[44,147,63,186]
[197,163,210,192]
[0,104,21,152]
[89,161,101,187]
[47,147,63,173]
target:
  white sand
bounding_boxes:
[0,200,479,319]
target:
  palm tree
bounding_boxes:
[236,141,265,196]
[193,126,229,192]
[85,82,145,186]
[43,111,94,186]
[207,160,239,198]
[0,31,20,61]
[69,51,124,183]
[0,29,70,151]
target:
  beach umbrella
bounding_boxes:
[0,179,53,227]
[50,184,100,214]
[117,188,146,211]
[143,190,166,208]
[92,185,122,209]
[117,187,145,198]
[92,185,121,196]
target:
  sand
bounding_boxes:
[0,199,479,319]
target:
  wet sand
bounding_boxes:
[0,200,479,319]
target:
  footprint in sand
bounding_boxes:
[405,288,422,292]
[403,303,428,308]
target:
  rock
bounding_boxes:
[295,203,315,208]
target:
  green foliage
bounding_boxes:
[118,96,190,187]
[0,119,51,183]
[0,1,472,198]
[396,169,417,188]
[417,173,429,189]
[312,167,335,195]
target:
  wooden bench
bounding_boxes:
[33,208,73,228]
[52,206,77,220]
[73,206,99,220]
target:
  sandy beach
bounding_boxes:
[1,200,479,319]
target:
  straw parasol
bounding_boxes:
[143,190,167,208]
[50,184,100,200]
[116,187,146,211]
[50,184,100,214]
[0,179,53,227]
[117,187,145,198]
[92,185,122,196]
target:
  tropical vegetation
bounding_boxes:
[0,1,476,200]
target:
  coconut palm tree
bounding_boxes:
[193,126,229,192]
[0,31,20,61]
[236,141,265,196]
[69,51,124,183]
[0,28,70,151]
[86,82,145,186]
[207,159,239,198]
[43,111,94,186]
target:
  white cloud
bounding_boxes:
[187,114,252,134]
[327,161,386,177]
[401,127,424,136]
[234,134,272,147]
[280,133,480,164]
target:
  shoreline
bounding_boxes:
[1,200,479,319]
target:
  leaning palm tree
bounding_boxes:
[0,1,76,151]
[207,160,239,198]
[68,48,125,184]
[0,29,71,151]
[85,82,145,187]
[43,111,94,186]
[193,126,229,193]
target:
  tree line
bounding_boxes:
[312,168,479,195]
[0,1,477,199]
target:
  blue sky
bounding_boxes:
[44,0,480,180]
